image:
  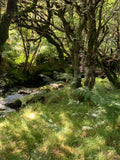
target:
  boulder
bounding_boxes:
[0,104,6,110]
[4,93,23,104]
[5,99,22,110]
[24,91,46,105]
[26,95,45,104]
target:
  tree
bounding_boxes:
[16,0,86,87]
[17,27,41,73]
[15,0,119,88]
[98,2,120,88]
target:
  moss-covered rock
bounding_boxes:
[23,90,47,105]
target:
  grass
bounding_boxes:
[0,78,120,160]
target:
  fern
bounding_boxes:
[72,87,92,102]
[53,71,72,82]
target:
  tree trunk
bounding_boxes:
[0,0,18,61]
[73,39,82,88]
[84,2,96,89]
[84,54,96,89]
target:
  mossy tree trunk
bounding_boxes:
[84,2,97,89]
[0,0,18,61]
[73,39,82,88]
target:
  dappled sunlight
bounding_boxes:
[22,108,37,120]
[59,113,73,129]
[56,113,73,142]
[27,112,35,119]
[83,136,105,153]
[56,130,69,142]
[97,151,107,160]
[0,121,7,128]
[20,120,29,131]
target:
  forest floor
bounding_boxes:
[0,78,120,160]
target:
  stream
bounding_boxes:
[0,87,34,118]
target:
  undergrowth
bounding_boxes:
[0,78,120,160]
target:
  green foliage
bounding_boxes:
[35,45,57,65]
[35,40,58,65]
[44,87,69,104]
[9,69,28,84]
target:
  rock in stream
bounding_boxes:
[0,92,23,117]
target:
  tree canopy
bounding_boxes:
[0,0,120,88]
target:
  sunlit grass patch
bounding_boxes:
[22,108,37,120]
[0,107,51,159]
